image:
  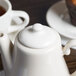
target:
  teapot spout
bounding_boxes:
[0,33,13,76]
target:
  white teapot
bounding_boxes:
[0,23,75,76]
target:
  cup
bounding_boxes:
[65,0,76,26]
[0,0,29,42]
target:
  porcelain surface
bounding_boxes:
[0,0,29,43]
[0,70,74,76]
[19,23,61,49]
[8,17,24,43]
[61,35,76,49]
[46,0,76,39]
[0,23,75,76]
[0,0,29,34]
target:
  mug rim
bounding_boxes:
[0,0,12,19]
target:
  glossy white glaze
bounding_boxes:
[19,23,61,49]
[46,0,76,39]
[0,23,76,76]
[0,70,74,76]
[0,0,29,42]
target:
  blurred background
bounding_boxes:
[10,0,60,25]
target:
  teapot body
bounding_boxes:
[0,23,71,76]
[11,38,70,76]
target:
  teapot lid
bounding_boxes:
[18,23,61,49]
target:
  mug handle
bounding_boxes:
[8,10,29,33]
[63,40,76,55]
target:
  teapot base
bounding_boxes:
[0,70,75,76]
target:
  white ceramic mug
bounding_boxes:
[0,0,29,38]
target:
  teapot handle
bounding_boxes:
[63,40,76,55]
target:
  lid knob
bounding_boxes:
[32,23,44,32]
[18,23,61,49]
